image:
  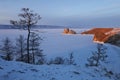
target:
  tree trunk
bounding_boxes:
[20,42,23,61]
[96,47,101,66]
[33,51,35,64]
[27,28,30,63]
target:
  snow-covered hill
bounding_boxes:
[0,29,120,80]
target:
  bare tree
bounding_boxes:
[1,37,14,61]
[86,43,107,67]
[69,52,74,65]
[10,8,41,63]
[16,35,26,61]
[29,32,43,64]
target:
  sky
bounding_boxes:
[0,0,120,27]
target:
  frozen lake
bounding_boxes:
[0,29,94,58]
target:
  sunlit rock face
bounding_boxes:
[81,28,120,44]
[68,30,76,34]
[63,28,76,34]
[63,28,69,34]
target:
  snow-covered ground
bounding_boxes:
[0,29,120,80]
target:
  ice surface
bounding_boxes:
[0,28,120,80]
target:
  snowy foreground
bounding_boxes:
[0,29,120,80]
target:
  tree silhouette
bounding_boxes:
[10,8,41,63]
[16,35,26,61]
[29,32,43,64]
[86,43,107,67]
[1,37,14,61]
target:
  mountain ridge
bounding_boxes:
[0,25,78,29]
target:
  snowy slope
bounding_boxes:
[0,58,116,80]
[0,29,120,80]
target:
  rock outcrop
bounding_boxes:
[81,28,120,43]
[63,28,76,34]
[105,33,120,46]
[63,28,69,34]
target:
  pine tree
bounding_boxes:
[69,52,74,65]
[86,43,107,67]
[1,37,14,61]
[29,32,43,64]
[16,35,26,61]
